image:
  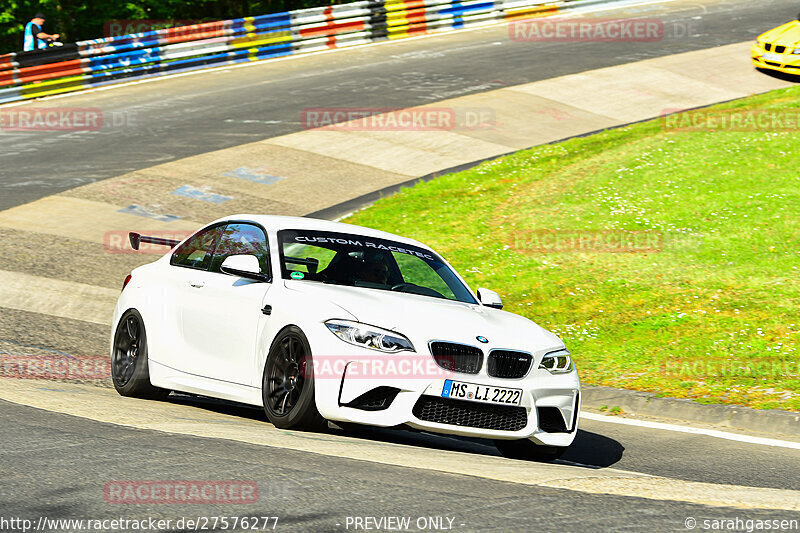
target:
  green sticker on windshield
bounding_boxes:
[290,271,304,280]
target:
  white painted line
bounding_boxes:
[0,0,683,109]
[581,412,800,450]
[332,211,355,222]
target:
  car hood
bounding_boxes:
[760,20,800,47]
[284,280,562,353]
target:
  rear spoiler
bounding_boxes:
[129,232,181,251]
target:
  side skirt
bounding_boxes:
[149,359,263,407]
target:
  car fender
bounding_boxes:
[253,281,358,414]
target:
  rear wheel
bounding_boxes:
[493,439,567,462]
[111,310,169,399]
[262,326,326,430]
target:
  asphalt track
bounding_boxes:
[2,0,800,530]
[1,0,799,211]
[1,387,799,532]
[2,399,798,533]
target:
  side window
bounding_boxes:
[171,225,224,270]
[210,223,270,276]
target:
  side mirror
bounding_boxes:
[220,254,267,282]
[476,288,503,309]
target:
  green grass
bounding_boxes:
[344,86,800,411]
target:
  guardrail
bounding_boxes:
[0,0,597,105]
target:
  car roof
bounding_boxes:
[211,214,434,251]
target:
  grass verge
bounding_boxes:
[344,86,800,411]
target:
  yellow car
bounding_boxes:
[752,16,800,75]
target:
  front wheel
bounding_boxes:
[493,439,567,462]
[111,309,169,399]
[262,326,326,430]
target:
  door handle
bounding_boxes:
[189,281,205,288]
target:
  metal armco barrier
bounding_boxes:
[0,0,593,105]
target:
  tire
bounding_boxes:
[111,309,169,399]
[262,326,326,430]
[493,439,567,462]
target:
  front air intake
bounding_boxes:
[344,387,400,411]
[537,407,568,433]
[413,396,527,431]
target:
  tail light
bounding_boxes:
[122,274,132,291]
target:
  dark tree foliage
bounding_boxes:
[1,0,343,54]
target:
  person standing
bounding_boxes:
[23,13,60,51]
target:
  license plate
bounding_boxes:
[441,379,522,406]
[761,52,782,62]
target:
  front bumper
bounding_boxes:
[311,342,580,447]
[751,43,800,74]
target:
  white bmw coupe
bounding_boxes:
[112,215,580,460]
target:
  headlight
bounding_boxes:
[539,349,574,374]
[325,319,414,353]
[793,48,800,54]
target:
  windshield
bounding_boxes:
[278,229,477,304]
